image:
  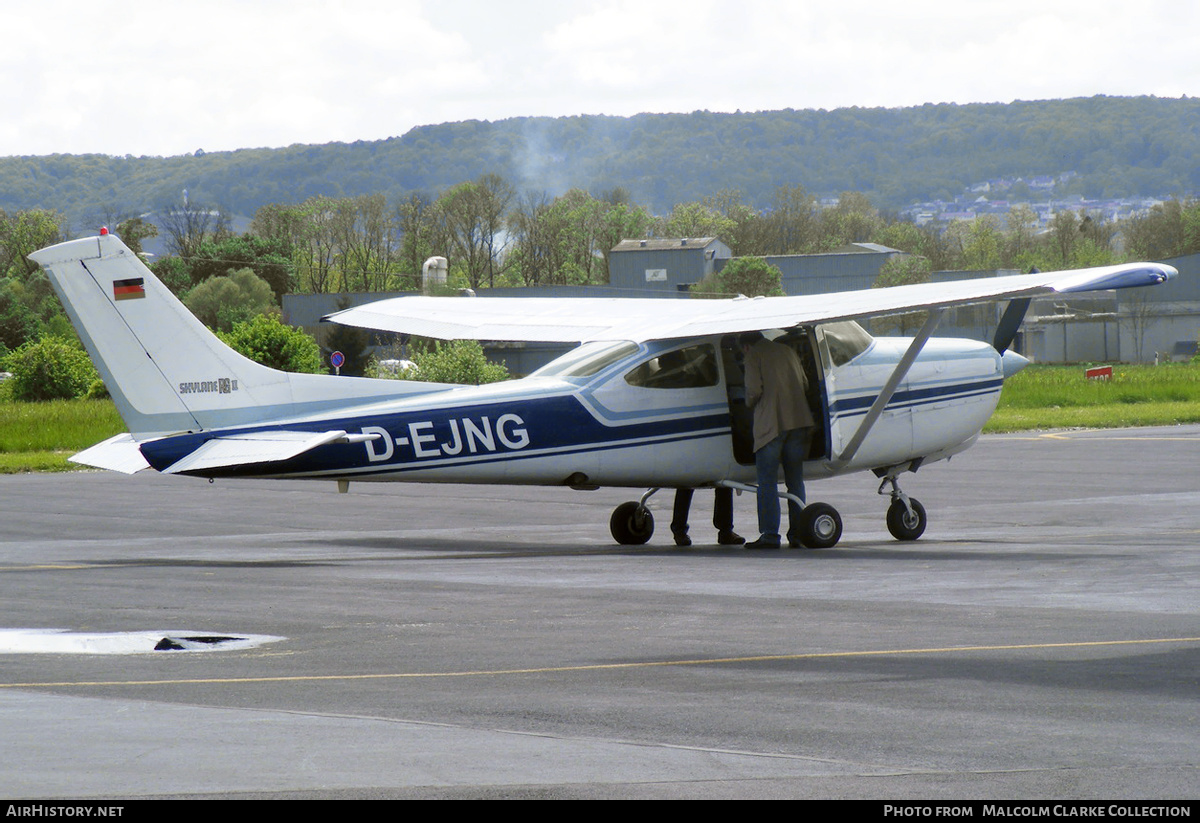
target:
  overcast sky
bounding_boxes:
[4,0,1198,158]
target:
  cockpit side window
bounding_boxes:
[819,320,873,367]
[624,343,719,389]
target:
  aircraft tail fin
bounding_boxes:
[29,232,441,438]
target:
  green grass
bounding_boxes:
[985,363,1200,432]
[2,364,1200,472]
[0,399,124,473]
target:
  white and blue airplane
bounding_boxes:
[30,231,1176,548]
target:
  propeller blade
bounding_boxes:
[993,297,1031,354]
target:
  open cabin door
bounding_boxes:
[815,320,916,467]
[723,327,830,466]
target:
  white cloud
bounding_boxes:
[2,0,1198,157]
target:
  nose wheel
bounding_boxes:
[879,475,927,541]
[886,497,927,540]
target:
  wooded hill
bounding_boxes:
[3,95,1198,228]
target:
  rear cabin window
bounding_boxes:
[624,343,719,389]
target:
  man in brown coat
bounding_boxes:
[740,331,814,548]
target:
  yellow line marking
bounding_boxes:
[3,637,1197,689]
[1079,436,1200,441]
[0,547,658,572]
[0,564,99,571]
[1001,432,1200,442]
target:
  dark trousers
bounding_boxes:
[671,487,734,536]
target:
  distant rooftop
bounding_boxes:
[612,237,719,252]
[833,242,899,254]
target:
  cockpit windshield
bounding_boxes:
[532,341,639,379]
[820,320,874,366]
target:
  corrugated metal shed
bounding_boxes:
[608,237,732,293]
[758,245,902,295]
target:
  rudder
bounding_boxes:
[30,232,437,438]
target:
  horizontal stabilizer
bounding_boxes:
[70,433,152,474]
[162,429,375,475]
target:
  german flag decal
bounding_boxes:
[112,277,145,301]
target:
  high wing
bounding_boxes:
[324,262,1177,343]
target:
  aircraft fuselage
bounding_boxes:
[138,331,1005,490]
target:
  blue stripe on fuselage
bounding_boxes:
[139,392,730,477]
[828,376,1002,420]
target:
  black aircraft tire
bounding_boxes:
[796,502,842,549]
[610,501,655,545]
[886,498,927,541]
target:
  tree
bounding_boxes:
[0,279,38,352]
[327,194,397,292]
[400,339,509,385]
[158,197,231,259]
[216,314,322,373]
[253,198,339,294]
[2,335,97,401]
[872,255,931,335]
[1002,204,1039,269]
[114,216,158,259]
[1047,209,1079,268]
[149,256,193,296]
[660,200,736,241]
[395,192,447,290]
[1123,198,1200,260]
[477,174,516,288]
[438,174,516,289]
[873,254,932,289]
[595,200,654,274]
[184,268,277,331]
[819,191,881,249]
[1120,290,1160,363]
[763,185,819,254]
[184,235,295,299]
[0,209,66,279]
[321,297,372,376]
[691,257,784,298]
[548,189,609,285]
[507,190,562,286]
[958,215,1003,270]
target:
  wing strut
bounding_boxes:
[831,308,945,469]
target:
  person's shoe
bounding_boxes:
[717,530,745,546]
[745,536,781,549]
[672,530,692,547]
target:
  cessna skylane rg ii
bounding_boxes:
[30,232,1176,548]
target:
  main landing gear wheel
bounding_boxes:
[886,498,927,541]
[610,501,655,545]
[795,502,842,549]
